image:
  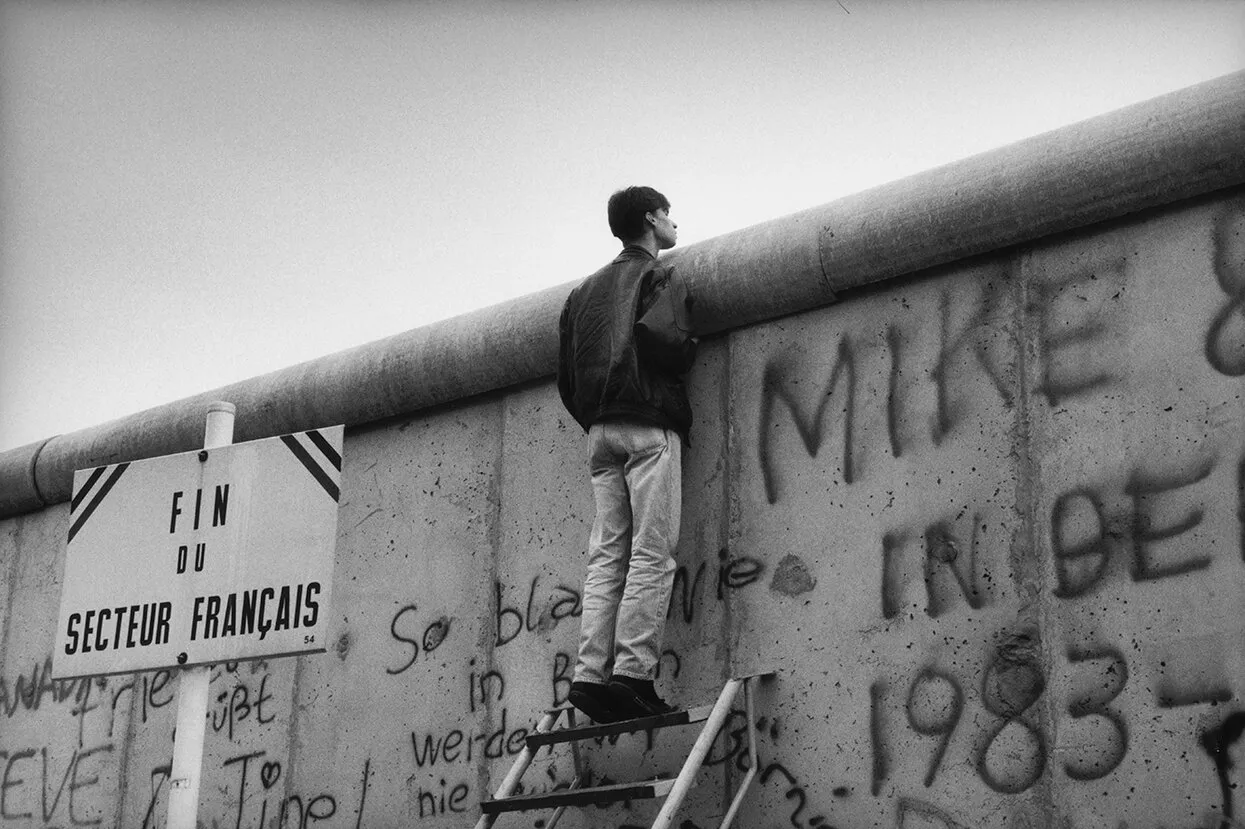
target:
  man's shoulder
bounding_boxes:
[566,267,607,308]
[573,252,652,298]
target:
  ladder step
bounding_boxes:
[526,704,715,749]
[480,778,677,814]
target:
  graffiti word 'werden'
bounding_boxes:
[190,582,321,642]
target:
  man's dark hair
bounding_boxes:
[607,186,670,242]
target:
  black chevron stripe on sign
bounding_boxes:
[281,433,341,502]
[306,429,342,471]
[70,465,107,512]
[68,463,131,544]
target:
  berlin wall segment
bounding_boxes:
[2,193,1244,829]
[728,194,1245,828]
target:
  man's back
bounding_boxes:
[558,246,691,440]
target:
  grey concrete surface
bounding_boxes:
[2,75,1244,829]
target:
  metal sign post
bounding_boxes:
[168,401,234,829]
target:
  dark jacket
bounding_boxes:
[557,246,693,441]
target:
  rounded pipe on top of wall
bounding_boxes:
[1,70,1243,519]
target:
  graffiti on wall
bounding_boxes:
[141,749,371,829]
[0,652,359,829]
[386,550,767,822]
[757,254,1129,505]
[746,201,1245,827]
[0,656,178,827]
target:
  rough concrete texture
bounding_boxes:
[3,189,1243,828]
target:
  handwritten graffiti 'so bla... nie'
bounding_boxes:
[53,427,344,680]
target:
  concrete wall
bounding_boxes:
[3,75,1245,829]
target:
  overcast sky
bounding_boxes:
[2,0,1243,452]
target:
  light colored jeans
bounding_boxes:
[574,421,682,683]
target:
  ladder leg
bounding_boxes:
[650,679,742,829]
[567,707,588,783]
[473,709,563,829]
[544,776,577,829]
[544,707,583,829]
[717,676,759,829]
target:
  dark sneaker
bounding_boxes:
[608,675,677,719]
[568,681,621,724]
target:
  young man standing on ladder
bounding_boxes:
[557,186,697,722]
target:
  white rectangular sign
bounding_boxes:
[54,426,344,680]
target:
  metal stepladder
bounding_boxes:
[474,671,773,829]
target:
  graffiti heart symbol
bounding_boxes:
[261,761,281,790]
